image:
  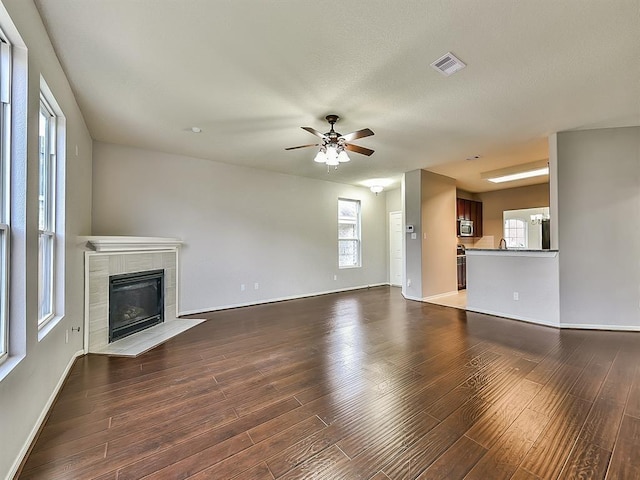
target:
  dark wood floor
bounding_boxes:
[17,286,640,479]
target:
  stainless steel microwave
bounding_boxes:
[459,220,473,237]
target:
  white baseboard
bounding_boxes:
[424,290,460,301]
[465,307,560,329]
[178,283,389,317]
[559,322,640,332]
[401,293,425,302]
[6,349,84,480]
[467,306,640,331]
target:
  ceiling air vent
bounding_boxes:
[430,52,466,76]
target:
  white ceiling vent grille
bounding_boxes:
[430,52,466,76]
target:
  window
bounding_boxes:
[38,96,56,325]
[0,39,9,362]
[504,218,527,249]
[338,198,361,268]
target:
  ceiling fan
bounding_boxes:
[285,114,374,169]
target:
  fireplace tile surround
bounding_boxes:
[82,237,204,356]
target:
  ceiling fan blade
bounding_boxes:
[284,143,320,151]
[340,128,374,142]
[301,127,328,139]
[345,143,375,156]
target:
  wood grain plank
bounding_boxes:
[15,288,640,480]
[624,365,640,419]
[605,414,640,480]
[579,400,624,451]
[134,432,253,480]
[19,444,108,480]
[113,398,300,480]
[509,468,542,480]
[272,444,350,480]
[465,378,542,449]
[568,345,617,402]
[464,408,549,480]
[230,462,274,479]
[415,435,487,479]
[598,350,637,406]
[557,438,611,480]
[520,394,592,479]
[381,397,492,479]
[151,416,325,479]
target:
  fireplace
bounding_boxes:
[109,269,164,343]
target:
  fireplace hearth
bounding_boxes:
[109,269,164,343]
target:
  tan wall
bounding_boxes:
[421,171,458,298]
[477,183,550,248]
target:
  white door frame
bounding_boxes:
[389,211,403,287]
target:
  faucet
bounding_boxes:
[498,238,507,250]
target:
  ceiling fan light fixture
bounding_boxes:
[313,148,327,163]
[325,146,339,166]
[285,114,374,171]
[338,149,350,163]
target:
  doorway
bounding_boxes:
[389,211,403,286]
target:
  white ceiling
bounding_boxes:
[34,0,640,192]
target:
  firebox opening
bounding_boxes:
[109,269,164,343]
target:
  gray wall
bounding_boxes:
[557,126,640,328]
[385,187,401,214]
[92,142,388,313]
[0,1,92,477]
[403,170,423,299]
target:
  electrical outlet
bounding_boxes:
[513,292,519,301]
[407,278,412,287]
[333,275,337,281]
[254,282,259,290]
[240,284,245,292]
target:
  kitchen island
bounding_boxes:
[466,249,559,327]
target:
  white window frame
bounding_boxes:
[338,198,361,269]
[38,95,56,327]
[504,218,527,249]
[0,38,10,364]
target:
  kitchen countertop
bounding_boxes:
[467,248,558,252]
[466,248,558,257]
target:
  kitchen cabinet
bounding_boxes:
[456,198,483,237]
[457,255,466,290]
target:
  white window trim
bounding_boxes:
[0,37,10,364]
[0,16,29,378]
[37,80,65,338]
[38,95,56,327]
[504,218,528,250]
[338,198,362,269]
[0,224,8,364]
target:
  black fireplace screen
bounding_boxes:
[109,269,164,343]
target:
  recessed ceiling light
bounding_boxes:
[190,127,202,133]
[486,167,549,183]
[481,160,549,184]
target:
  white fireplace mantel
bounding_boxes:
[81,235,202,356]
[80,236,183,252]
